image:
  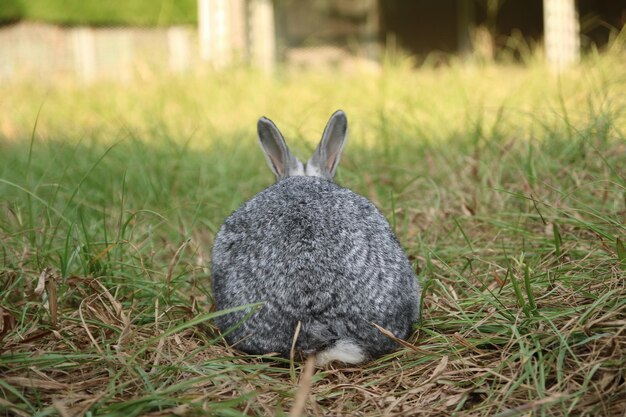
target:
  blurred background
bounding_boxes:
[0,0,624,82]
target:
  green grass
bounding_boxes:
[0,0,196,26]
[1,50,625,416]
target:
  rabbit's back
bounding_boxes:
[212,176,420,360]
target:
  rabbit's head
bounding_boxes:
[258,110,348,181]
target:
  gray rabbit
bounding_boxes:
[211,110,421,365]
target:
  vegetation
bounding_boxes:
[0,0,196,26]
[0,49,625,416]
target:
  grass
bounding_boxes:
[0,49,625,416]
[0,0,196,26]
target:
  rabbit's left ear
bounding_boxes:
[307,110,348,179]
[258,116,303,180]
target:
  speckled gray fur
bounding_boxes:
[211,111,421,362]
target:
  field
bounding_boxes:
[1,49,625,416]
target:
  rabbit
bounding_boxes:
[211,110,421,366]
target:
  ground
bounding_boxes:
[0,50,625,416]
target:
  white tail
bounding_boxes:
[315,339,365,366]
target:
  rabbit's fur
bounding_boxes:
[211,110,421,365]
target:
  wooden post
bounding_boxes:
[229,0,248,62]
[198,0,212,61]
[543,0,580,73]
[214,0,230,67]
[362,0,379,61]
[71,27,96,83]
[168,26,191,73]
[249,0,276,73]
[197,0,230,67]
[457,0,475,57]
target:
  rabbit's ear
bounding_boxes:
[258,117,303,180]
[307,110,348,179]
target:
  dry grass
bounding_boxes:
[2,242,624,416]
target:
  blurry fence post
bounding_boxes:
[543,0,580,73]
[198,0,230,67]
[229,0,248,62]
[457,0,475,57]
[249,0,276,73]
[198,0,212,61]
[168,26,191,73]
[362,0,379,61]
[72,27,96,82]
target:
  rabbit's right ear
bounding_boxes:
[307,110,348,180]
[258,117,303,180]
